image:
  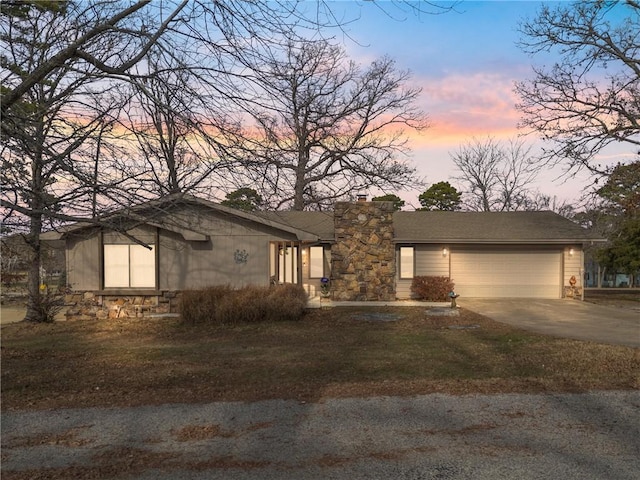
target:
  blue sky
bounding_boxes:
[320,1,634,209]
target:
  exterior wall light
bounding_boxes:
[569,248,574,257]
[442,247,448,257]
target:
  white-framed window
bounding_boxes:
[104,244,155,288]
[399,246,414,279]
[309,246,324,278]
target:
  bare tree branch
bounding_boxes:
[230,39,428,210]
[1,0,189,113]
[515,0,640,176]
[452,137,542,212]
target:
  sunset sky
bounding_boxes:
[325,0,634,209]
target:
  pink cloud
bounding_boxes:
[410,72,523,146]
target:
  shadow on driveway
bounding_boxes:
[460,299,640,348]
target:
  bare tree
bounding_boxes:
[452,137,541,211]
[524,193,575,218]
[231,39,428,210]
[0,3,142,321]
[119,53,242,197]
[0,1,344,322]
[515,0,640,176]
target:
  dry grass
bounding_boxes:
[584,289,640,308]
[180,284,308,324]
[1,306,638,411]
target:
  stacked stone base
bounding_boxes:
[563,286,584,299]
[64,291,181,320]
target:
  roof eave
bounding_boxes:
[393,238,607,244]
[40,195,322,243]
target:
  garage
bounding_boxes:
[450,247,563,298]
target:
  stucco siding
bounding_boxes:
[62,198,596,302]
[65,208,304,292]
[159,231,273,290]
[158,210,300,290]
[66,233,101,291]
[103,227,155,245]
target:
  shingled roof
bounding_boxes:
[392,211,599,244]
[262,209,600,244]
[257,211,334,242]
[47,193,598,245]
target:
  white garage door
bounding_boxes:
[450,248,562,298]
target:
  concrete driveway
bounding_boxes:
[460,298,640,348]
[1,306,27,325]
[0,306,68,324]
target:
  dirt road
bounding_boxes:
[2,391,639,479]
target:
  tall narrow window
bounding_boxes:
[399,246,414,279]
[104,244,155,288]
[277,245,298,284]
[309,246,324,278]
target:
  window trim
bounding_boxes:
[399,246,415,279]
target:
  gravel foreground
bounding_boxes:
[2,390,639,479]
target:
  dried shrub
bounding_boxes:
[263,284,307,322]
[29,291,64,323]
[215,286,264,325]
[180,284,307,325]
[179,285,233,324]
[410,276,455,301]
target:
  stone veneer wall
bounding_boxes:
[331,201,396,301]
[64,292,181,320]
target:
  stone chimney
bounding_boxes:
[330,200,395,301]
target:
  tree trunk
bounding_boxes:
[292,148,308,211]
[24,116,48,323]
[24,214,44,322]
[293,182,305,211]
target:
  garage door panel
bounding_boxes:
[451,249,561,298]
[458,285,559,298]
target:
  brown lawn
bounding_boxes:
[2,305,638,411]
